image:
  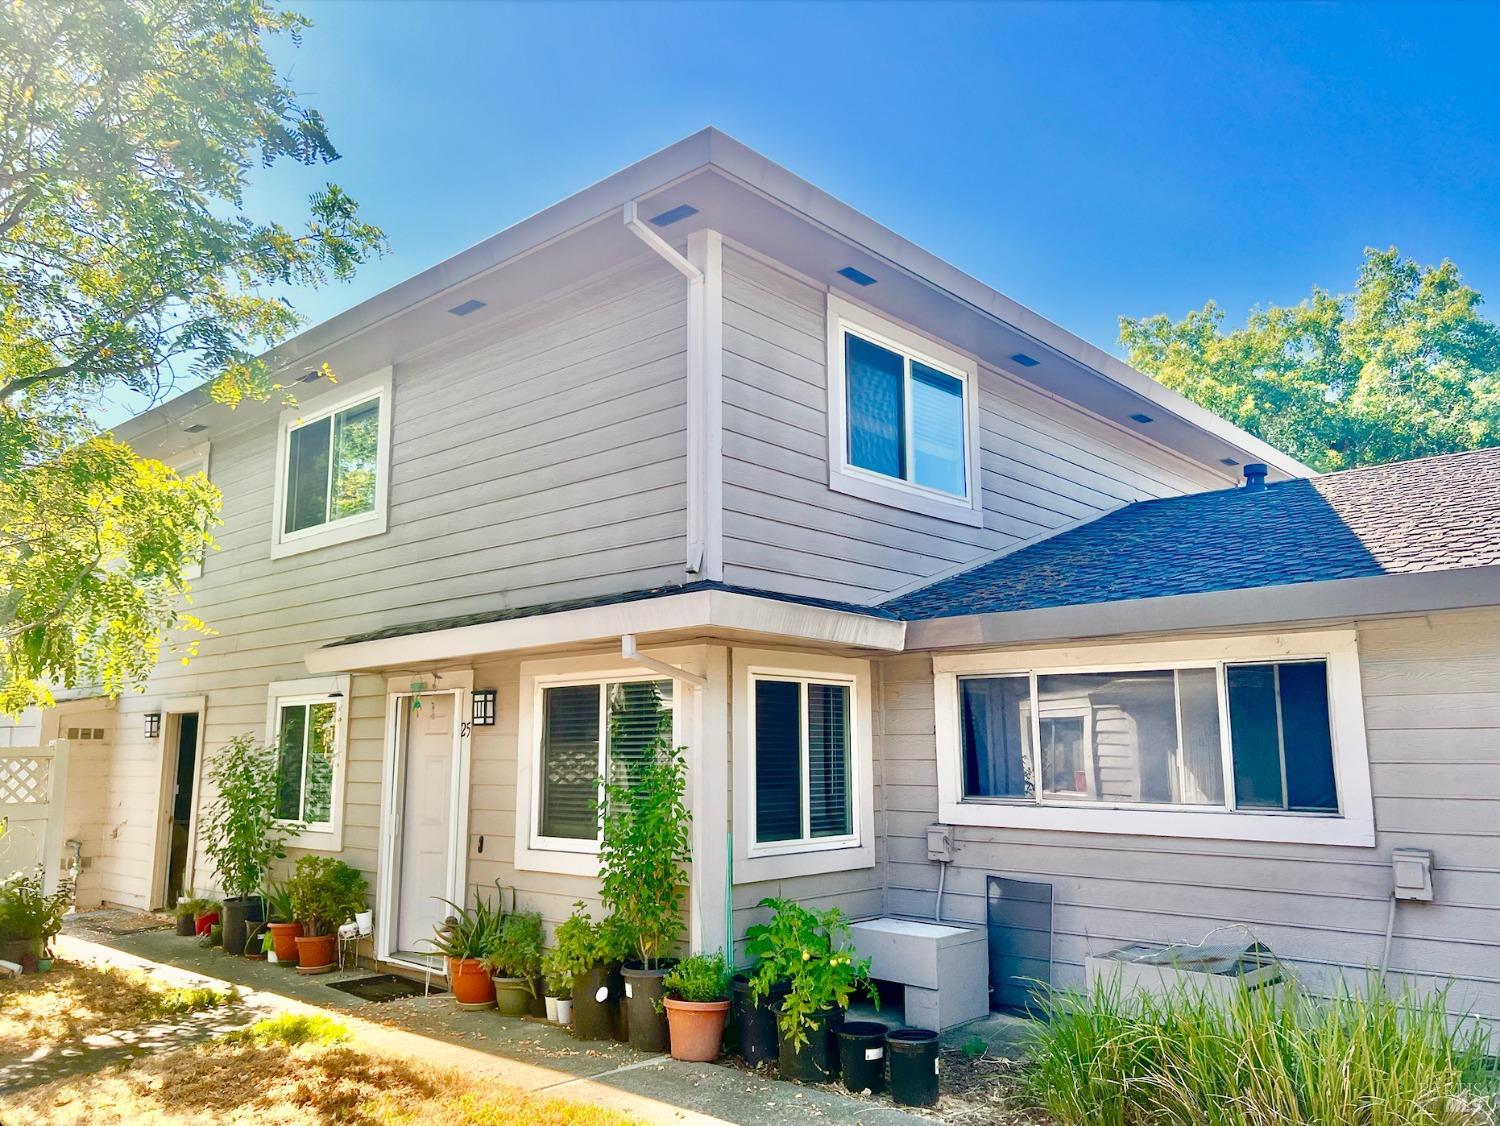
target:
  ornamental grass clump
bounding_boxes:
[1025,978,1498,1126]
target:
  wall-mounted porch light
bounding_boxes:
[144,712,162,739]
[472,689,496,727]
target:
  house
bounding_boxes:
[10,129,1498,1032]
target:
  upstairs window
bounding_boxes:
[272,369,392,558]
[826,295,980,525]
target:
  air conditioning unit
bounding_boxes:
[1085,940,1289,1003]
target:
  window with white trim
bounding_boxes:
[752,675,853,849]
[536,677,673,846]
[826,295,981,525]
[272,369,392,558]
[960,661,1337,813]
[933,631,1374,847]
[264,676,349,850]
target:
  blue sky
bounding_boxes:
[229,1,1497,394]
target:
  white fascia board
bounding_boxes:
[303,589,904,674]
[905,563,1500,651]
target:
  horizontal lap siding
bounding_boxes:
[877,610,1500,1026]
[90,258,689,909]
[719,247,1227,603]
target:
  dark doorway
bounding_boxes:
[165,713,199,905]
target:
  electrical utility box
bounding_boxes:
[926,824,953,863]
[1392,848,1434,901]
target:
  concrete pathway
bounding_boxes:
[21,917,936,1126]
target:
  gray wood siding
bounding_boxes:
[876,610,1500,1025]
[719,247,1228,603]
[90,257,689,909]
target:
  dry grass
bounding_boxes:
[6,1034,645,1126]
[0,961,230,1053]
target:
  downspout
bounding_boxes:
[620,633,707,687]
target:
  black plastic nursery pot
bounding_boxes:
[621,964,669,1053]
[219,895,263,957]
[572,964,622,1042]
[175,914,196,937]
[773,1004,842,1083]
[836,1021,888,1094]
[732,974,789,1066]
[528,977,547,1018]
[887,1028,941,1107]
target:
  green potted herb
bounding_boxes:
[174,893,216,937]
[262,881,302,964]
[554,902,630,1041]
[284,855,366,974]
[663,951,730,1062]
[746,897,877,1083]
[485,909,544,1016]
[432,885,507,1009]
[0,868,70,972]
[542,947,574,1024]
[201,734,287,956]
[599,697,692,1054]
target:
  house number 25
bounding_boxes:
[460,721,472,738]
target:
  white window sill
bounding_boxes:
[513,839,601,877]
[278,822,343,853]
[733,838,876,884]
[828,467,985,527]
[271,511,388,560]
[937,800,1375,847]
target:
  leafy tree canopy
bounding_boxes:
[1120,248,1500,472]
[0,0,383,713]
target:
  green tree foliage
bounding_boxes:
[1120,248,1500,472]
[0,0,383,711]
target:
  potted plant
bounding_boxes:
[746,898,877,1083]
[284,855,366,974]
[599,701,692,1054]
[193,899,221,937]
[263,881,302,964]
[432,884,506,1009]
[662,951,731,1062]
[201,734,287,956]
[485,909,544,1016]
[542,947,574,1024]
[0,868,70,972]
[555,902,630,1041]
[174,894,216,937]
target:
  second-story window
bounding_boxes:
[272,368,393,559]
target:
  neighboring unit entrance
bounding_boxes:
[164,713,199,906]
[381,690,468,966]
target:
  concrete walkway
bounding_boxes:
[26,916,936,1126]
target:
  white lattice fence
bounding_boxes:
[0,741,69,893]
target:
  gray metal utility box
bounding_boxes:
[848,917,989,1030]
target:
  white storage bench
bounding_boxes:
[848,917,989,1031]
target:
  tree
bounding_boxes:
[0,0,383,712]
[1119,248,1500,472]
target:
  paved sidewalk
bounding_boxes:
[23,919,936,1126]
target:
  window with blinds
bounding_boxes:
[538,678,671,842]
[752,676,853,847]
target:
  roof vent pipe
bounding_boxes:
[1242,463,1268,490]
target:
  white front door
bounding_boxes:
[393,692,458,959]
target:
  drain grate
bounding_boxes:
[324,974,445,1003]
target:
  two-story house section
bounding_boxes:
[29,130,1500,1035]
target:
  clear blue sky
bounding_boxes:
[244,0,1497,374]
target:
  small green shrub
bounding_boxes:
[222,1012,350,1047]
[551,901,630,980]
[284,855,367,938]
[150,984,237,1017]
[960,1034,987,1061]
[663,951,728,1003]
[485,910,544,980]
[175,894,219,919]
[1025,979,1497,1126]
[744,897,876,1049]
[0,868,70,949]
[541,947,573,998]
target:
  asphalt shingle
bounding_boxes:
[885,447,1500,620]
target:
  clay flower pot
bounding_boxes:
[268,921,304,963]
[447,957,496,1009]
[294,932,338,975]
[664,997,730,1062]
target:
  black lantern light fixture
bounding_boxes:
[472,689,496,727]
[144,712,162,739]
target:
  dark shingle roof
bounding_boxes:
[886,447,1500,620]
[326,579,897,648]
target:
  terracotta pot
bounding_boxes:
[268,921,304,962]
[194,911,220,936]
[665,997,730,1062]
[294,933,338,975]
[447,957,496,1009]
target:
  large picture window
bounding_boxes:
[537,678,672,844]
[933,632,1375,847]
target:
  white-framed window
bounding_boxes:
[270,368,392,559]
[169,443,211,579]
[514,653,693,876]
[733,648,875,882]
[264,675,350,851]
[933,630,1376,846]
[825,293,982,526]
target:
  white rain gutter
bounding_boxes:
[620,633,707,687]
